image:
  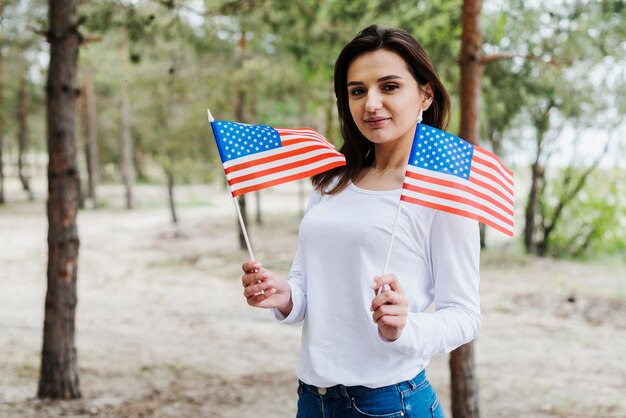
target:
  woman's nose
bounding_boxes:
[364,91,382,113]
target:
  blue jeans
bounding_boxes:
[296,370,445,418]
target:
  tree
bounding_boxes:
[488,0,626,257]
[17,74,34,200]
[120,81,134,210]
[450,2,482,417]
[79,69,99,207]
[0,1,6,205]
[38,0,82,399]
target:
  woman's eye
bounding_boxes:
[349,88,365,96]
[383,84,399,91]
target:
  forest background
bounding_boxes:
[0,0,625,417]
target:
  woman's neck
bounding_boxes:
[371,138,412,172]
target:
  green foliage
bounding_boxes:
[543,169,626,258]
[1,0,625,260]
[0,0,48,164]
[478,0,626,258]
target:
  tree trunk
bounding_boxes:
[249,85,263,226]
[298,95,307,216]
[459,0,483,147]
[524,101,551,255]
[166,168,177,224]
[18,76,34,200]
[451,0,483,416]
[524,162,542,253]
[0,18,5,205]
[450,343,479,418]
[80,71,99,207]
[38,0,81,399]
[478,224,486,250]
[237,195,249,250]
[325,89,336,143]
[235,86,249,250]
[120,88,134,209]
[255,191,262,225]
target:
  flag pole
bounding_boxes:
[380,118,421,286]
[208,107,255,261]
[233,194,255,261]
[382,202,402,276]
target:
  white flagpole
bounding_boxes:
[208,107,255,261]
[382,202,402,276]
[233,195,255,261]
[380,116,422,289]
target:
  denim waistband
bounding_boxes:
[299,370,426,399]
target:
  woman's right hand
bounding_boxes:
[241,261,293,316]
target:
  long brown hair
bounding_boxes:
[312,24,451,194]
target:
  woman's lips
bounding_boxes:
[364,117,389,128]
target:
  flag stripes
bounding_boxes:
[212,121,346,197]
[400,194,513,237]
[401,123,515,237]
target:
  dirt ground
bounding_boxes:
[0,179,624,418]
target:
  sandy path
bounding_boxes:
[1,180,624,417]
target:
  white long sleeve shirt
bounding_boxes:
[273,183,481,388]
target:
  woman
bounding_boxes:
[241,25,480,418]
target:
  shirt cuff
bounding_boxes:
[377,319,418,357]
[271,283,305,324]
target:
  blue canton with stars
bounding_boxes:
[409,124,474,179]
[212,120,282,163]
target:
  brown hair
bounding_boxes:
[312,24,451,194]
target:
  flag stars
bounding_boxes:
[409,125,475,179]
[215,121,282,162]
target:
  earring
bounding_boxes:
[417,108,423,123]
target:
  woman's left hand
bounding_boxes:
[370,274,408,342]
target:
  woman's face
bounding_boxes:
[346,49,432,149]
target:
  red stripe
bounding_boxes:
[468,176,513,206]
[228,152,343,186]
[279,129,325,137]
[275,127,318,131]
[472,154,514,188]
[474,146,513,177]
[400,195,514,237]
[405,171,513,216]
[231,161,346,196]
[406,169,513,206]
[225,144,331,174]
[402,183,513,227]
[279,131,330,144]
[281,137,329,147]
[471,161,514,196]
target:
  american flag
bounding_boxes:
[211,120,346,197]
[401,124,514,236]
